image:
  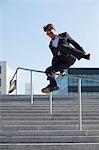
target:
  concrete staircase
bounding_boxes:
[0,95,99,150]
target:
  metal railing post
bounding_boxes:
[30,71,33,104]
[49,92,53,114]
[16,71,18,95]
[78,78,82,131]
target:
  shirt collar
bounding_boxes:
[52,34,59,40]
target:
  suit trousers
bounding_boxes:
[45,55,76,83]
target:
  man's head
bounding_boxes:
[43,23,57,39]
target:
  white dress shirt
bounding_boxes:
[51,35,61,56]
[51,35,59,48]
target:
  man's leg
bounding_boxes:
[42,57,76,93]
[41,66,59,93]
[59,44,90,60]
[60,58,76,76]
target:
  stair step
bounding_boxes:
[1,120,79,125]
[1,124,79,130]
[1,130,99,136]
[0,143,99,150]
[1,116,79,121]
[1,135,99,143]
[2,120,99,125]
[1,124,99,130]
[2,116,99,121]
[0,130,86,136]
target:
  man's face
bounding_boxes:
[46,28,57,39]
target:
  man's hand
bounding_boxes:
[60,71,66,77]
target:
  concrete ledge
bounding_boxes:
[0,143,99,150]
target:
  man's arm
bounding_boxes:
[66,32,85,53]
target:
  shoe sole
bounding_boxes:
[42,87,59,93]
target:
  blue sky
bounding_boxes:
[0,0,99,94]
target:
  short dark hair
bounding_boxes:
[43,24,55,32]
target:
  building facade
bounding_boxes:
[0,61,7,94]
[25,83,33,95]
[54,68,99,95]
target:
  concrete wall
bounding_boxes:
[0,61,7,94]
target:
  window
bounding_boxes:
[0,66,1,74]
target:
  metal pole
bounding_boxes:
[78,78,82,131]
[49,92,53,114]
[30,71,33,104]
[16,71,17,95]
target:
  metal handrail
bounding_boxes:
[9,67,99,131]
[10,67,45,83]
[10,67,99,83]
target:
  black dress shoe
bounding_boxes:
[42,85,59,93]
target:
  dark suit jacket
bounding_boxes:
[49,32,84,65]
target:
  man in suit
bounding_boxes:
[42,23,90,93]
